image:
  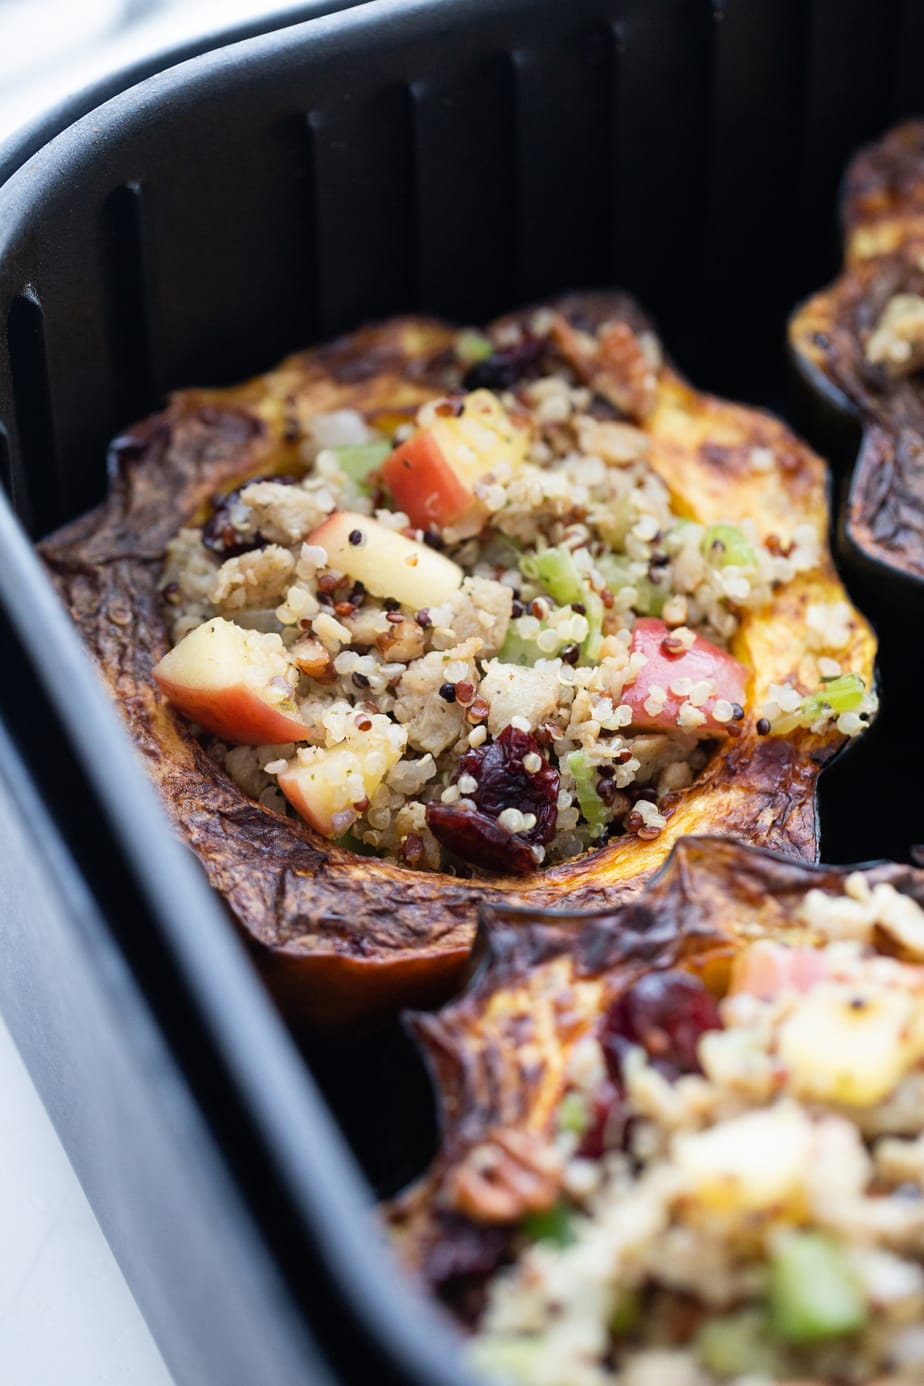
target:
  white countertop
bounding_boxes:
[0,1011,174,1384]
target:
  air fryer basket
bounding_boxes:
[1,0,923,1382]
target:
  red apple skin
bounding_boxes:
[276,765,333,836]
[380,430,473,529]
[153,674,309,745]
[730,942,829,1002]
[621,618,749,733]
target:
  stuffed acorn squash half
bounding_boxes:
[40,292,876,1023]
[388,837,924,1386]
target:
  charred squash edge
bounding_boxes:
[790,118,924,595]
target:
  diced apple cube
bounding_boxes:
[277,715,406,836]
[381,389,528,531]
[153,617,310,744]
[308,511,463,608]
[673,1102,814,1215]
[778,981,921,1107]
[622,618,749,733]
[729,941,829,1002]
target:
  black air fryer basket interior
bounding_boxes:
[1,0,924,1382]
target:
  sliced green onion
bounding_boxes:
[455,330,495,365]
[702,523,757,569]
[520,1199,575,1247]
[768,1232,867,1344]
[332,440,392,494]
[567,751,609,837]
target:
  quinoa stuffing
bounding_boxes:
[153,312,875,875]
[467,873,924,1386]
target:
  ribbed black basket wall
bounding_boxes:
[0,1,922,1383]
[3,0,922,539]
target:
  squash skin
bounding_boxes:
[39,294,875,1026]
[790,120,924,591]
[387,837,924,1291]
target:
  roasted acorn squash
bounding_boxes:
[40,293,875,1024]
[387,836,924,1297]
[790,119,924,593]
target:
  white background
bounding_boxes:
[0,4,306,1381]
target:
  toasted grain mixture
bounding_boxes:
[158,314,873,874]
[470,876,924,1386]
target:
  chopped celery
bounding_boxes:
[695,1309,781,1376]
[520,548,605,662]
[702,523,757,568]
[520,1200,575,1247]
[801,673,866,721]
[567,751,609,837]
[499,617,569,666]
[556,1090,590,1135]
[608,1288,641,1337]
[595,553,634,589]
[332,440,392,494]
[456,330,494,365]
[768,1232,867,1344]
[523,546,585,607]
[596,553,666,616]
[581,588,604,663]
[499,628,542,667]
[469,1336,545,1383]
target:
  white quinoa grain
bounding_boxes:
[688,679,715,707]
[749,445,775,472]
[676,701,707,729]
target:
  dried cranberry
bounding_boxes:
[426,728,560,875]
[460,726,559,844]
[201,474,297,558]
[462,334,548,391]
[425,1212,512,1286]
[576,1079,628,1159]
[425,803,538,875]
[601,970,722,1082]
